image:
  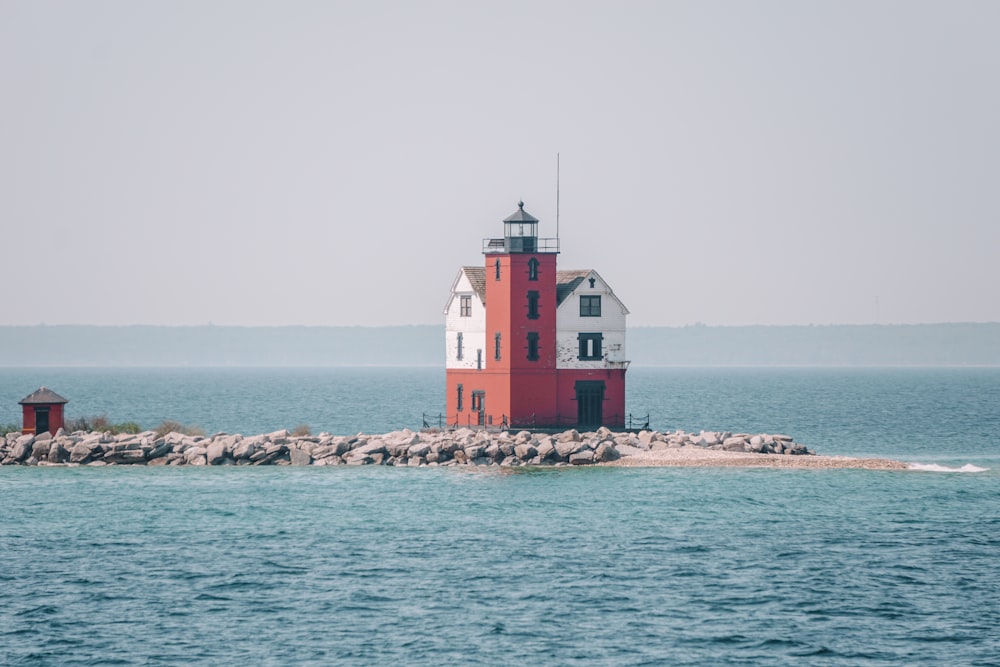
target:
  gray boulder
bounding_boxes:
[11,435,34,462]
[206,440,228,465]
[288,447,312,466]
[569,450,595,465]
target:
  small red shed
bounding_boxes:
[19,387,69,435]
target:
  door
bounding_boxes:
[471,391,486,426]
[575,381,604,427]
[35,408,50,435]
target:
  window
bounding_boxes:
[495,259,501,281]
[528,258,539,281]
[494,332,502,360]
[527,332,539,361]
[588,277,596,288]
[476,349,482,370]
[580,295,601,317]
[457,384,463,411]
[471,391,485,412]
[456,332,464,360]
[527,291,539,320]
[578,332,603,360]
[460,295,471,317]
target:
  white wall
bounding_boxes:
[444,270,486,369]
[555,271,628,369]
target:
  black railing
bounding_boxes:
[423,411,650,432]
[482,237,560,253]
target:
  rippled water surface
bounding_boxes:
[2,367,999,664]
[2,466,998,666]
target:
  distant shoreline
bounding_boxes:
[1,323,998,366]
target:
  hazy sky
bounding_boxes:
[2,1,997,327]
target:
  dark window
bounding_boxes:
[494,332,501,360]
[527,332,539,361]
[495,259,501,281]
[457,332,463,360]
[527,291,539,320]
[580,295,601,317]
[460,295,471,317]
[578,332,603,360]
[472,391,485,412]
[476,349,482,370]
[457,384,464,411]
[528,258,539,281]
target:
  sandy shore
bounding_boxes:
[604,445,909,470]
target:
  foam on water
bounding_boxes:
[907,462,990,473]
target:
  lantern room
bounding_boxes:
[502,200,539,253]
[19,387,68,436]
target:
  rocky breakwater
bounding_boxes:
[0,427,815,468]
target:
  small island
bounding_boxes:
[2,426,907,470]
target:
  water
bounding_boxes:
[2,367,999,665]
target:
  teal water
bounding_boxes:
[2,368,999,665]
[2,466,998,665]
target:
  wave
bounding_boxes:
[907,462,990,473]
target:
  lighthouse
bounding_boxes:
[444,202,629,429]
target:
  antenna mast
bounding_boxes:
[556,152,560,244]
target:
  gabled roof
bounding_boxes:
[462,266,487,304]
[19,387,69,405]
[556,270,592,305]
[556,269,630,314]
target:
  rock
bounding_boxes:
[569,450,595,465]
[288,447,312,466]
[554,440,579,460]
[594,441,620,462]
[558,429,581,443]
[30,440,51,460]
[184,447,207,465]
[206,440,228,465]
[407,442,431,458]
[12,435,34,462]
[266,429,289,444]
[104,449,146,464]
[535,438,555,460]
[69,441,101,464]
[514,443,537,460]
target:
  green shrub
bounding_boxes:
[1,423,22,436]
[154,420,204,437]
[65,415,143,435]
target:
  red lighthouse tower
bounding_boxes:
[444,202,629,429]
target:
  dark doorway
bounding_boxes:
[575,381,605,427]
[471,391,486,426]
[35,408,50,435]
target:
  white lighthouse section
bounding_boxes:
[444,267,487,370]
[555,270,629,369]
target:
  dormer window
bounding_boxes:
[528,258,539,281]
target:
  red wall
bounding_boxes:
[555,368,627,428]
[21,404,66,435]
[446,243,627,430]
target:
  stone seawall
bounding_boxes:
[1,427,814,468]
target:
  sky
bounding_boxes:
[1,0,998,327]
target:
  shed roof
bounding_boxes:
[19,387,69,405]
